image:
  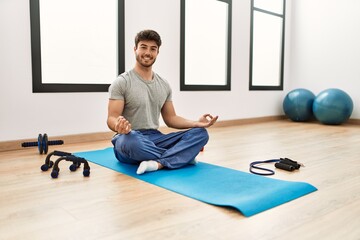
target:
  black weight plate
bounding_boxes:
[38,134,43,154]
[42,133,48,154]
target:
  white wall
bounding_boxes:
[1,0,292,142]
[0,0,109,142]
[289,0,360,118]
[2,0,359,142]
[124,0,292,122]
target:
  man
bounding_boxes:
[107,29,218,175]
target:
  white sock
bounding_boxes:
[136,160,159,175]
[189,158,198,165]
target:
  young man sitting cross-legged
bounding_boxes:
[107,29,218,175]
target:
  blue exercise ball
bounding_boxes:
[313,88,353,125]
[283,88,315,122]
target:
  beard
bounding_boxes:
[136,54,157,68]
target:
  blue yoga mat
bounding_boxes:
[75,147,317,217]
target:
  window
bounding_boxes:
[180,0,232,91]
[29,0,125,92]
[249,0,285,90]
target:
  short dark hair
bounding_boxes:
[135,29,162,48]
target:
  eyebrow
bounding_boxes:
[139,43,158,49]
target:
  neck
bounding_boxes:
[134,64,153,80]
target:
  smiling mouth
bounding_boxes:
[137,54,156,67]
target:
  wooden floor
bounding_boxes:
[0,120,359,240]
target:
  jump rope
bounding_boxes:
[250,158,304,176]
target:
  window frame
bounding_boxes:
[29,0,125,93]
[180,0,232,91]
[249,0,286,91]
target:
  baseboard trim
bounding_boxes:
[0,132,115,153]
[348,118,360,125]
[212,115,286,128]
[1,115,358,153]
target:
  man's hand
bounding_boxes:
[114,116,132,134]
[197,114,218,128]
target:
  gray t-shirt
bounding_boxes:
[108,69,172,130]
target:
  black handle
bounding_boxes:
[275,162,295,171]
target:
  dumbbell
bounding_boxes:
[21,133,64,154]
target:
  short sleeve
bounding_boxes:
[108,75,126,100]
[166,85,172,102]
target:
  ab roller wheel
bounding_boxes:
[21,133,64,154]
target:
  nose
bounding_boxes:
[144,49,151,56]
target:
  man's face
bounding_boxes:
[134,40,159,68]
